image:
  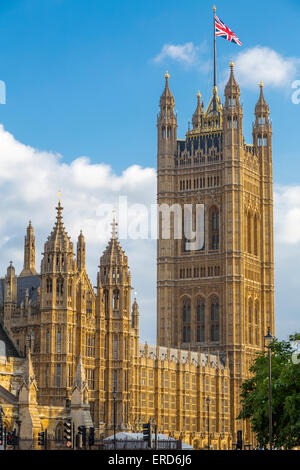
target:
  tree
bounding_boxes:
[238,334,300,449]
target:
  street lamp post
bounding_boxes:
[206,396,210,450]
[264,328,274,451]
[113,387,117,450]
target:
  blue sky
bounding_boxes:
[0,0,299,342]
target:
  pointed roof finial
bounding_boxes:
[165,70,170,81]
[230,60,235,69]
[259,80,264,88]
[111,208,118,240]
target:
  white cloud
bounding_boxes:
[234,46,300,88]
[0,124,157,343]
[0,124,299,342]
[153,42,200,65]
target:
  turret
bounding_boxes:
[77,230,86,272]
[253,81,272,155]
[20,221,38,277]
[223,61,243,149]
[192,91,204,130]
[157,71,177,169]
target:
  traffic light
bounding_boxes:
[78,425,86,446]
[237,430,243,450]
[64,420,72,447]
[142,422,152,448]
[88,427,94,446]
[38,431,45,446]
[6,432,13,446]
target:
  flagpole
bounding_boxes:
[213,5,216,89]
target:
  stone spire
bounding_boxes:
[20,221,38,277]
[41,199,76,275]
[77,230,86,272]
[255,81,269,116]
[70,356,93,430]
[224,61,240,105]
[192,91,204,129]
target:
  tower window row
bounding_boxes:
[179,176,220,191]
[179,265,221,279]
[181,297,220,344]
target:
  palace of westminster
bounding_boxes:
[0,63,274,450]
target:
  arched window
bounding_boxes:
[247,211,252,253]
[248,298,253,345]
[113,289,119,310]
[182,298,191,343]
[209,206,219,250]
[56,278,64,295]
[46,329,50,353]
[55,423,64,442]
[210,297,219,342]
[104,290,109,314]
[196,297,205,342]
[46,278,52,293]
[57,329,61,353]
[254,300,260,345]
[254,214,258,256]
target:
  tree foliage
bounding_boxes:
[238,334,300,449]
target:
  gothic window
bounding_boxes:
[68,280,72,297]
[67,364,72,387]
[248,298,253,345]
[56,277,64,295]
[104,290,109,314]
[113,335,118,360]
[46,329,50,353]
[263,135,268,146]
[254,300,260,346]
[55,423,64,442]
[113,289,119,309]
[254,214,258,256]
[210,297,219,342]
[57,329,61,353]
[162,126,166,139]
[247,211,252,253]
[46,278,52,293]
[209,206,219,250]
[196,297,205,342]
[56,364,61,387]
[113,370,117,392]
[182,298,191,343]
[68,329,71,353]
[167,126,172,139]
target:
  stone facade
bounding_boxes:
[0,65,274,450]
[157,65,274,440]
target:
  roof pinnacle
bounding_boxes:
[111,208,118,240]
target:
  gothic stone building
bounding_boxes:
[0,63,274,450]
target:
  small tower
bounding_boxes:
[192,91,204,130]
[77,230,86,272]
[97,213,137,433]
[20,221,38,277]
[3,262,18,332]
[253,81,272,155]
[38,200,78,406]
[157,71,177,170]
[223,61,243,151]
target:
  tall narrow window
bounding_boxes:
[248,298,253,345]
[113,335,118,360]
[56,277,64,295]
[57,329,61,353]
[210,206,219,250]
[247,211,252,253]
[113,370,117,392]
[196,297,205,342]
[56,364,61,387]
[254,214,258,256]
[46,278,52,293]
[182,298,191,343]
[113,290,119,310]
[46,329,50,353]
[210,298,219,342]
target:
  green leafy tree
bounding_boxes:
[238,334,300,449]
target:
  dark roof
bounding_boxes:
[0,275,40,306]
[0,323,20,358]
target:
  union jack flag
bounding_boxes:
[214,14,242,46]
